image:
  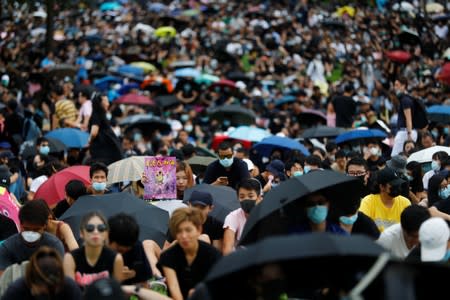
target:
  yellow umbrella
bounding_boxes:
[426,3,444,13]
[131,61,157,74]
[336,6,355,17]
[154,26,177,38]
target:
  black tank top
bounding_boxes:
[71,246,117,287]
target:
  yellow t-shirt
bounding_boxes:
[359,194,411,232]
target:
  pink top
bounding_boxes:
[223,208,247,246]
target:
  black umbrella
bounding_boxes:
[398,28,421,45]
[183,184,240,222]
[208,104,256,126]
[191,234,387,300]
[120,114,172,135]
[60,192,169,247]
[194,146,218,158]
[226,71,250,82]
[297,109,327,127]
[301,126,347,139]
[240,170,364,245]
[19,137,67,159]
[154,95,180,109]
[186,156,216,175]
[46,64,77,78]
[322,19,347,31]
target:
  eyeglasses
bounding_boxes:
[347,172,366,177]
[85,224,107,233]
[219,154,233,160]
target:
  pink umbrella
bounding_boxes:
[437,63,450,86]
[209,79,237,92]
[0,187,20,231]
[114,93,155,106]
[385,50,412,64]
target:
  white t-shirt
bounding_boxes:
[422,170,436,191]
[376,223,412,259]
[223,208,247,246]
[29,175,48,193]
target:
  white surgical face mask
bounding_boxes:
[21,231,42,243]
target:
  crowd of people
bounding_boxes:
[0,0,450,298]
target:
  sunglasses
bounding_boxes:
[85,224,107,233]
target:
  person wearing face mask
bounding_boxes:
[346,157,374,198]
[377,205,430,259]
[422,151,449,191]
[203,141,250,189]
[359,167,411,232]
[364,141,384,172]
[0,200,64,276]
[285,159,304,178]
[289,193,347,235]
[88,162,110,196]
[254,159,285,193]
[222,179,262,255]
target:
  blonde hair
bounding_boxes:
[169,207,203,238]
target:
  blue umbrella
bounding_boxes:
[252,136,310,157]
[427,105,450,123]
[99,2,122,11]
[335,129,387,144]
[45,128,90,148]
[93,76,122,91]
[117,83,141,95]
[274,95,296,107]
[174,67,200,78]
[148,2,167,13]
[117,65,145,77]
[228,126,272,142]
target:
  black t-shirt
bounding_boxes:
[175,79,200,99]
[158,241,221,299]
[0,214,17,241]
[70,246,117,287]
[1,277,81,300]
[122,241,153,285]
[366,157,385,172]
[167,215,224,243]
[352,211,380,240]
[254,174,268,188]
[397,94,414,129]
[53,200,70,219]
[203,158,250,189]
[405,245,421,263]
[332,95,357,128]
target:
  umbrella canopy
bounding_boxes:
[194,146,218,158]
[45,128,89,148]
[228,126,272,143]
[195,73,220,85]
[209,104,256,126]
[297,109,327,126]
[398,28,421,45]
[148,3,167,13]
[46,64,77,78]
[19,137,67,159]
[181,9,200,17]
[226,71,250,82]
[335,129,387,144]
[321,20,347,31]
[385,50,412,64]
[93,76,122,91]
[130,62,156,74]
[174,68,200,78]
[302,126,347,139]
[209,79,237,92]
[107,156,145,184]
[252,136,310,157]
[392,1,415,12]
[426,2,444,13]
[274,95,296,107]
[114,93,155,106]
[152,200,187,217]
[183,184,240,222]
[99,2,122,11]
[117,65,145,77]
[192,234,386,300]
[336,6,356,17]
[186,156,216,175]
[60,192,169,247]
[34,165,91,208]
[170,60,196,69]
[154,95,180,109]
[427,105,450,123]
[0,187,20,231]
[240,170,364,245]
[117,83,141,95]
[437,62,450,86]
[120,114,171,135]
[407,146,450,163]
[154,26,177,38]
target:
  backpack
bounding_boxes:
[22,117,42,142]
[409,95,429,130]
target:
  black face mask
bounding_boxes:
[388,184,402,198]
[356,175,366,185]
[240,199,256,214]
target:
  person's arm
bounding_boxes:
[162,266,183,300]
[122,285,172,300]
[88,124,99,146]
[113,253,125,282]
[222,228,236,256]
[63,253,76,279]
[429,206,450,222]
[403,107,413,138]
[60,223,79,251]
[142,240,162,278]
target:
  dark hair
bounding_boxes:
[218,141,232,151]
[285,159,303,171]
[237,178,261,195]
[432,151,449,162]
[51,85,64,96]
[19,199,49,226]
[36,137,49,146]
[311,147,326,159]
[65,179,87,200]
[335,149,346,159]
[91,93,108,125]
[80,211,108,232]
[428,174,446,206]
[397,76,408,89]
[108,213,139,247]
[406,161,424,193]
[346,157,369,172]
[400,205,430,233]
[325,142,337,153]
[25,246,64,295]
[305,155,322,167]
[89,162,108,178]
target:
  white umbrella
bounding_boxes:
[132,23,155,35]
[107,156,145,184]
[152,200,187,217]
[407,146,450,163]
[392,1,415,12]
[426,3,444,14]
[33,10,47,19]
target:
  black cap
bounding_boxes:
[377,167,404,186]
[188,191,213,206]
[83,278,125,300]
[0,165,11,188]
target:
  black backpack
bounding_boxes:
[409,95,429,130]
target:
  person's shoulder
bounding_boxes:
[380,223,401,236]
[394,195,411,205]
[225,208,244,219]
[362,193,379,202]
[206,215,224,227]
[198,240,222,256]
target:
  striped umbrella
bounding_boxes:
[107,156,145,184]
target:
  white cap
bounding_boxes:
[243,158,255,171]
[419,217,450,262]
